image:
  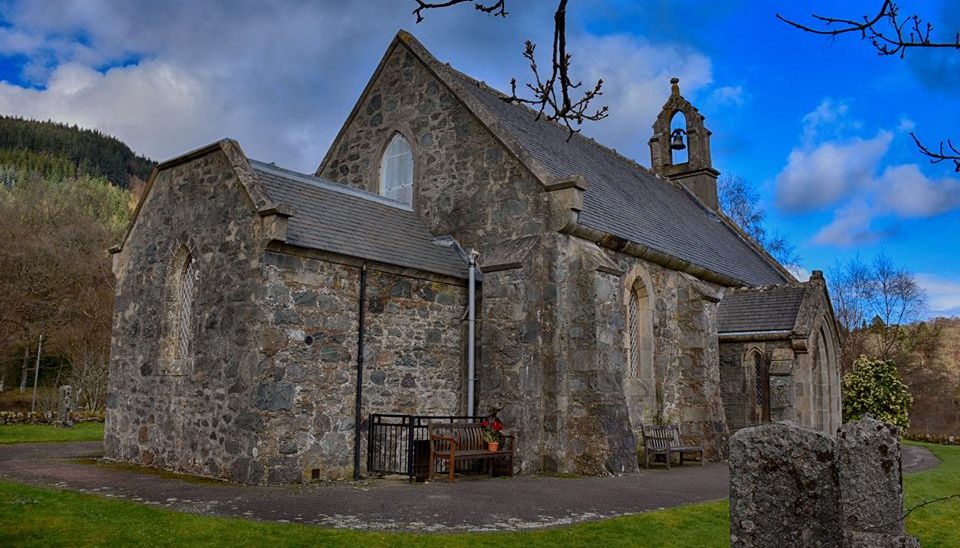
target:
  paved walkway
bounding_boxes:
[0,441,939,532]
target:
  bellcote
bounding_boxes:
[648,78,720,210]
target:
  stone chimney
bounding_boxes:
[648,78,720,210]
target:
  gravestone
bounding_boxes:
[837,416,919,547]
[729,422,843,548]
[57,385,74,427]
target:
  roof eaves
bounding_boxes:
[568,221,750,287]
[718,330,792,342]
[251,159,414,212]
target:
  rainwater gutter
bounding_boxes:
[433,236,483,417]
[353,263,367,481]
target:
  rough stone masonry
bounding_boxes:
[730,418,919,548]
[105,30,842,483]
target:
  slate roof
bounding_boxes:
[717,285,808,334]
[250,160,467,279]
[437,65,788,287]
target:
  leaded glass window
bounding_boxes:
[754,352,765,407]
[628,290,640,378]
[379,133,413,205]
[175,254,197,361]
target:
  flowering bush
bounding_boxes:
[480,418,504,444]
[842,356,912,429]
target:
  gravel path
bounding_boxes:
[0,441,939,532]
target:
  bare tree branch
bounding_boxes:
[413,0,506,23]
[776,0,960,59]
[778,2,959,172]
[414,0,608,139]
[911,132,960,172]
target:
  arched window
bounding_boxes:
[669,111,688,165]
[751,350,770,423]
[814,327,831,430]
[379,133,413,205]
[627,278,653,379]
[161,246,198,374]
[174,252,198,361]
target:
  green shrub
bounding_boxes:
[842,356,913,428]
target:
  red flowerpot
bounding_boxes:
[487,441,499,452]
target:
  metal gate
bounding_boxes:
[367,413,481,480]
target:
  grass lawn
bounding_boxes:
[0,422,104,444]
[902,442,960,547]
[0,424,956,546]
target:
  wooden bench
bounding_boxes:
[428,422,515,483]
[641,424,705,469]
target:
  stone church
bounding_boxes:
[105,31,841,483]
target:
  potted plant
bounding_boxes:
[480,418,504,451]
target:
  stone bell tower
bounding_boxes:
[648,77,720,210]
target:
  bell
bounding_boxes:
[670,128,686,151]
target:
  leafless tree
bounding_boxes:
[718,174,798,267]
[829,252,927,373]
[778,1,960,172]
[413,0,608,138]
[0,174,126,411]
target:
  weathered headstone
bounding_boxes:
[837,416,919,547]
[57,385,74,427]
[729,422,843,548]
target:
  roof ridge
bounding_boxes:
[250,159,414,212]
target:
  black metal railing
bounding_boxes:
[367,413,482,480]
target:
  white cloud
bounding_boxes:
[800,98,861,144]
[775,130,892,212]
[877,164,960,218]
[708,85,745,107]
[0,61,219,161]
[574,33,713,164]
[915,273,960,317]
[0,1,720,173]
[787,264,810,281]
[811,201,888,247]
[897,117,916,133]
[775,100,960,247]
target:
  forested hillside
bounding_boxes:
[901,317,960,438]
[0,116,154,187]
[0,116,150,413]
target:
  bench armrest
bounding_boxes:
[430,434,458,452]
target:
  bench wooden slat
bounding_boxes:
[428,422,515,483]
[641,423,705,470]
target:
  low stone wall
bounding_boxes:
[0,410,104,425]
[730,417,919,548]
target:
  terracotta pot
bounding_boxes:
[487,441,499,452]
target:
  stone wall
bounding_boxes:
[317,40,549,252]
[608,251,729,457]
[257,249,467,480]
[475,244,547,474]
[105,150,267,482]
[105,147,469,484]
[552,237,638,474]
[720,340,797,431]
[719,312,841,436]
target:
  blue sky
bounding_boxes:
[0,0,957,315]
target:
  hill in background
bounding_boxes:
[902,317,960,438]
[0,115,155,188]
